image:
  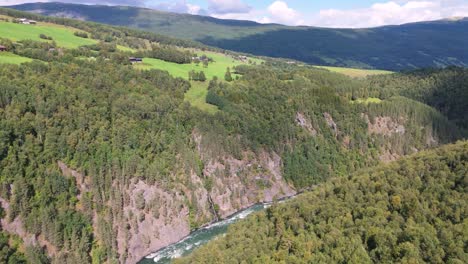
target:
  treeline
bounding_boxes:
[136,45,193,64]
[189,70,207,82]
[334,67,468,129]
[175,141,468,264]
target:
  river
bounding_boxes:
[138,203,271,264]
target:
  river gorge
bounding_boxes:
[138,203,271,264]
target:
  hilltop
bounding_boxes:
[8,2,468,70]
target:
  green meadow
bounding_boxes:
[184,82,218,114]
[0,52,33,64]
[315,65,393,78]
[135,51,262,113]
[0,21,97,48]
[135,51,262,80]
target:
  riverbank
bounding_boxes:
[138,189,313,263]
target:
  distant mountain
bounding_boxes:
[8,2,468,70]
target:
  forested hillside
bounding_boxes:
[0,7,466,264]
[9,2,468,70]
[175,141,468,263]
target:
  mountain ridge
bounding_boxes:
[7,2,468,29]
[8,2,468,70]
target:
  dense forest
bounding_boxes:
[175,141,468,264]
[0,8,467,264]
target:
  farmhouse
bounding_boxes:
[19,18,37,25]
[129,57,143,63]
[0,45,6,52]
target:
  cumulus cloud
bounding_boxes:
[312,0,468,28]
[207,0,251,15]
[263,1,303,25]
[211,0,303,26]
[212,0,468,27]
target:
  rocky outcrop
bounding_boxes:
[364,115,405,136]
[116,180,189,264]
[194,130,295,217]
[296,112,317,136]
[204,151,296,218]
[0,196,58,257]
[323,112,338,136]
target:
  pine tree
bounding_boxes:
[225,67,233,82]
[199,71,206,82]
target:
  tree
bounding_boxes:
[199,71,206,82]
[224,67,233,82]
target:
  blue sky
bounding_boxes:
[2,0,468,27]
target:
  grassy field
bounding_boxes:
[116,45,136,52]
[0,21,97,48]
[0,52,33,64]
[135,51,262,113]
[135,51,262,80]
[351,97,383,104]
[184,82,218,114]
[315,65,393,78]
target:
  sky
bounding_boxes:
[1,0,468,27]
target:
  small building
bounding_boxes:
[129,57,143,64]
[0,45,7,52]
[19,18,37,25]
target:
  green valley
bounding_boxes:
[0,5,466,264]
[9,2,468,70]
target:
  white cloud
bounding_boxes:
[211,0,468,27]
[207,0,251,14]
[264,1,303,25]
[311,1,468,28]
[151,1,202,15]
[212,1,304,26]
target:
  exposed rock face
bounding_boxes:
[53,130,296,264]
[323,112,338,136]
[362,114,406,162]
[57,161,191,264]
[0,197,58,257]
[296,112,317,136]
[116,180,190,264]
[365,115,406,136]
[194,130,296,218]
[204,151,296,218]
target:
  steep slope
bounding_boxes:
[8,2,468,70]
[175,141,468,263]
[0,9,466,264]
